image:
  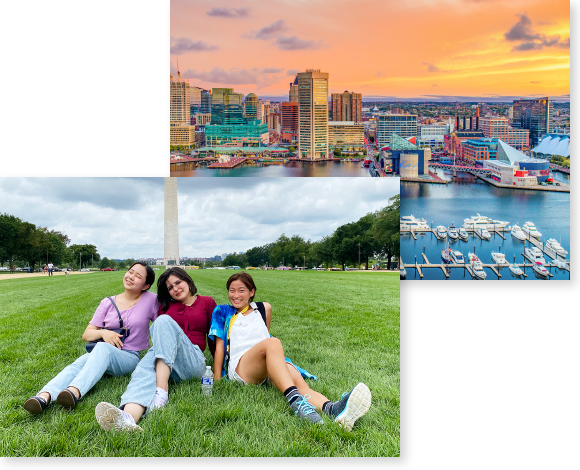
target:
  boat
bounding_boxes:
[555,258,569,270]
[532,262,549,279]
[468,252,480,264]
[467,252,486,279]
[463,213,509,230]
[448,226,459,240]
[363,158,371,167]
[524,247,546,265]
[458,228,468,241]
[400,265,407,280]
[545,238,568,257]
[436,225,447,238]
[522,221,542,239]
[400,215,430,231]
[509,264,524,277]
[450,250,465,264]
[475,228,491,240]
[441,247,452,263]
[491,252,509,266]
[510,224,526,241]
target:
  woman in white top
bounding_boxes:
[209,272,372,431]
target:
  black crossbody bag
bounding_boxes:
[85,297,130,353]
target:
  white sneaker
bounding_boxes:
[95,402,143,432]
[333,383,372,431]
[150,388,168,411]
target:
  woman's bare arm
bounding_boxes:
[214,337,225,380]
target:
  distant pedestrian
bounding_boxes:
[48,262,54,276]
[65,268,70,277]
[44,266,48,275]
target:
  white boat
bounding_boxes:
[475,228,491,240]
[450,250,465,264]
[400,215,430,231]
[436,225,447,238]
[522,221,542,238]
[491,252,509,266]
[532,262,549,279]
[458,228,468,241]
[555,258,568,270]
[463,214,509,230]
[472,261,487,279]
[468,252,479,263]
[545,238,568,257]
[441,247,452,263]
[400,265,406,280]
[524,247,546,264]
[509,264,523,277]
[448,226,459,240]
[511,224,526,241]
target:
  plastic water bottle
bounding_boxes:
[201,366,213,397]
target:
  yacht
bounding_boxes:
[555,258,569,270]
[441,247,452,263]
[524,247,546,265]
[522,221,542,239]
[458,228,468,241]
[450,250,465,264]
[475,228,491,240]
[511,224,527,241]
[436,225,447,238]
[545,238,568,257]
[448,226,459,240]
[472,260,487,280]
[532,262,549,279]
[400,215,430,231]
[509,264,523,277]
[400,265,407,280]
[463,214,509,230]
[468,252,480,264]
[491,252,509,266]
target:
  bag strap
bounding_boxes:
[255,302,267,326]
[108,297,124,328]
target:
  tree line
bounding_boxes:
[218,195,399,270]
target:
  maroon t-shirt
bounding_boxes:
[159,295,217,357]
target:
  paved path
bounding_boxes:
[0,271,93,281]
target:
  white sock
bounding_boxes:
[152,387,169,409]
[121,410,136,424]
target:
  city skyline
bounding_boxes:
[171,0,570,101]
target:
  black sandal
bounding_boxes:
[23,396,49,414]
[56,388,79,409]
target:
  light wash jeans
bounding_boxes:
[119,315,206,416]
[40,342,140,401]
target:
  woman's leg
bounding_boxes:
[118,349,156,423]
[37,354,91,403]
[287,363,329,410]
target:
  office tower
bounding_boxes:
[245,93,258,122]
[376,114,418,147]
[511,97,553,147]
[297,69,329,159]
[189,86,202,114]
[281,102,299,143]
[163,178,179,266]
[170,72,190,124]
[331,91,362,123]
[289,76,299,103]
[211,88,245,125]
[200,89,211,114]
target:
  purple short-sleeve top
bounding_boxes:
[89,291,160,351]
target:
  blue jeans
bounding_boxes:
[40,342,140,401]
[48,268,53,276]
[119,315,206,416]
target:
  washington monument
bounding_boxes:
[163,177,180,266]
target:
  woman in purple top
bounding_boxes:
[23,262,160,414]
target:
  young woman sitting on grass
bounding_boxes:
[23,262,159,414]
[209,272,372,431]
[94,267,217,432]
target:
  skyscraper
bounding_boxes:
[245,93,258,122]
[281,102,299,143]
[289,76,299,103]
[376,114,418,147]
[200,89,211,114]
[211,88,245,125]
[511,97,553,147]
[331,91,362,123]
[170,72,190,124]
[297,69,329,160]
[189,86,202,114]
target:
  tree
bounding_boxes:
[69,244,101,269]
[0,213,33,270]
[372,195,400,269]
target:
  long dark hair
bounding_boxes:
[128,262,155,291]
[157,267,198,311]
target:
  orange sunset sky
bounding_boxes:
[170,0,570,101]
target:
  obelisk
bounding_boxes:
[163,177,180,266]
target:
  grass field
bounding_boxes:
[0,269,399,457]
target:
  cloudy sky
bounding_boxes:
[0,177,398,259]
[171,0,569,100]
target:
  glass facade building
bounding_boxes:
[511,97,553,147]
[376,114,418,147]
[204,120,269,147]
[245,93,258,122]
[211,88,245,125]
[298,69,329,159]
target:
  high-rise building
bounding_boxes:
[328,121,365,149]
[511,97,553,147]
[376,114,418,147]
[200,89,211,114]
[297,69,329,159]
[245,93,258,122]
[331,91,362,123]
[281,102,299,143]
[170,72,190,124]
[481,117,530,151]
[211,88,245,125]
[189,86,202,114]
[289,76,299,103]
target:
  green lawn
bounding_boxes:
[0,269,399,457]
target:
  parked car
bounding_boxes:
[0,267,8,271]
[80,268,90,272]
[101,267,115,271]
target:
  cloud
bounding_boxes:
[375,70,384,77]
[432,84,438,87]
[286,68,300,76]
[261,67,285,74]
[274,36,322,51]
[243,19,290,40]
[422,62,452,73]
[182,67,283,89]
[529,81,540,84]
[170,37,219,55]
[504,14,569,51]
[206,7,249,18]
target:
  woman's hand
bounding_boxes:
[100,329,124,349]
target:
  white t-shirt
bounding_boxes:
[228,303,270,378]
[48,263,53,269]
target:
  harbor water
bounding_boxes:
[171,160,371,177]
[401,169,571,281]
